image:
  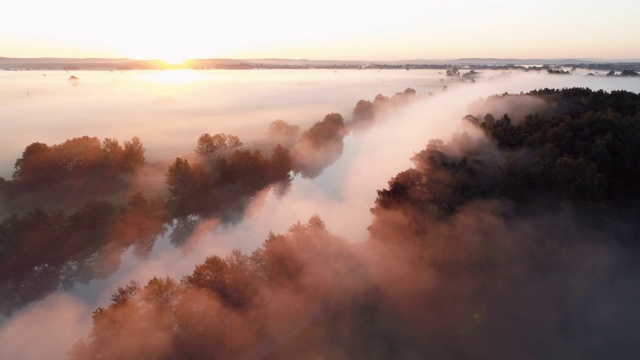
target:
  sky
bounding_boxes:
[1,0,639,61]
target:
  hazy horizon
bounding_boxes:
[2,56,640,61]
[2,0,639,62]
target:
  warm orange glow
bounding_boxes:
[162,55,187,66]
[139,69,208,84]
[1,1,639,61]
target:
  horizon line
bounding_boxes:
[2,56,640,63]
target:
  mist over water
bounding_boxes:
[1,68,639,359]
[0,69,451,176]
[3,69,638,176]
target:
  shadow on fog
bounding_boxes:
[70,88,640,360]
[0,88,419,315]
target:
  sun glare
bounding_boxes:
[141,69,207,84]
[163,55,186,66]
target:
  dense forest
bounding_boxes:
[0,88,417,315]
[61,88,640,359]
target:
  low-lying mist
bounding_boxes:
[1,68,640,359]
[0,69,453,176]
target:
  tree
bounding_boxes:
[446,68,460,77]
[101,138,124,174]
[268,144,293,182]
[373,94,389,107]
[620,69,639,77]
[403,87,417,96]
[294,113,346,178]
[227,149,268,190]
[183,255,253,308]
[110,280,140,307]
[553,156,605,199]
[68,199,117,230]
[463,114,479,125]
[55,136,103,175]
[195,133,242,157]
[352,100,374,122]
[13,142,53,185]
[165,157,197,201]
[302,113,345,146]
[268,120,300,138]
[122,136,146,172]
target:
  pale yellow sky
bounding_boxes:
[1,0,639,61]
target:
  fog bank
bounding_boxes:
[1,69,639,359]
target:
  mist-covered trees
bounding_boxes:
[12,136,146,186]
[195,133,242,157]
[166,157,199,201]
[368,89,640,272]
[165,99,415,218]
[292,113,346,177]
[66,87,640,359]
[474,89,640,201]
[620,69,639,76]
[349,88,417,131]
[165,137,293,218]
[0,89,418,315]
[364,88,640,358]
[301,112,345,147]
[122,136,147,171]
[0,138,158,314]
[1,136,146,212]
[374,89,640,229]
[183,250,261,310]
[446,67,460,77]
[165,88,419,217]
[352,99,374,123]
[71,216,356,360]
[268,119,300,140]
[0,193,166,314]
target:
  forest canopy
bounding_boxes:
[70,88,640,359]
[0,89,419,315]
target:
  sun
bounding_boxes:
[162,55,187,66]
[127,48,189,67]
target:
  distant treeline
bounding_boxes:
[4,57,639,72]
[72,87,640,359]
[0,88,418,314]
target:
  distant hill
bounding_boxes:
[0,57,134,70]
[1,56,639,70]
